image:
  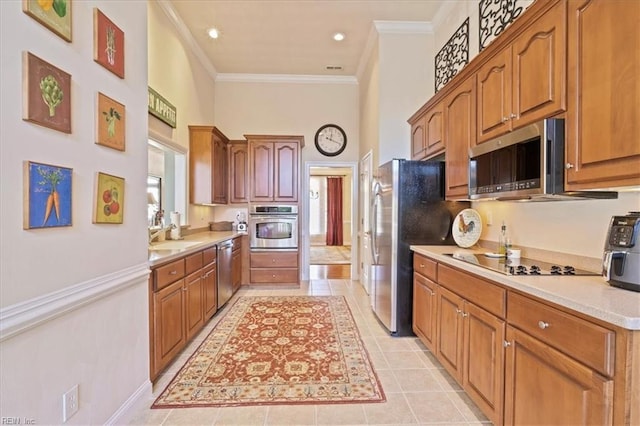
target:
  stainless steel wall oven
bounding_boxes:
[249,205,298,249]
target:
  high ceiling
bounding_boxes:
[166,0,445,77]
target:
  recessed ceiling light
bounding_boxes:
[208,28,219,39]
[333,32,345,41]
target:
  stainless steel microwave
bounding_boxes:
[469,118,616,201]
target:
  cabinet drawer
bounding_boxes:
[185,251,203,275]
[154,259,185,291]
[507,292,615,377]
[203,247,216,266]
[414,253,437,281]
[250,268,298,284]
[251,251,298,268]
[438,264,506,318]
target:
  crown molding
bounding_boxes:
[215,73,357,84]
[373,20,434,34]
[155,0,218,80]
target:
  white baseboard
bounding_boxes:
[105,380,153,425]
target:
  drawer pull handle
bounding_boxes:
[503,341,512,348]
[420,264,425,268]
[538,321,550,329]
[169,271,177,275]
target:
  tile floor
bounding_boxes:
[124,279,491,425]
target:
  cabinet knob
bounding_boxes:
[455,308,462,314]
[538,320,550,329]
[272,259,276,263]
[169,270,177,275]
[272,274,276,278]
[420,264,425,268]
[428,289,435,297]
[502,116,509,123]
[565,163,574,170]
[503,341,512,348]
[510,113,516,119]
[461,312,469,318]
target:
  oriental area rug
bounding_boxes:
[152,296,385,408]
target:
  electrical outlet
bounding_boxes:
[62,384,79,422]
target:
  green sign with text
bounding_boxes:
[148,87,177,128]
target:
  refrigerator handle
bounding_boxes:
[370,181,381,265]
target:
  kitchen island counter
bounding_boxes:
[411,245,640,330]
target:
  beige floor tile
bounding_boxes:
[445,391,490,423]
[430,368,463,391]
[404,392,467,424]
[391,369,442,393]
[362,393,417,424]
[381,351,428,369]
[373,369,402,393]
[265,404,316,425]
[413,350,442,369]
[316,403,367,425]
[213,405,268,425]
[366,350,390,369]
[126,407,171,425]
[162,407,219,425]
[374,336,416,352]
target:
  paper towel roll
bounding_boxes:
[170,212,182,239]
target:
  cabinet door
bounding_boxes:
[232,247,241,293]
[273,142,298,202]
[566,0,640,189]
[410,115,426,160]
[250,142,274,201]
[189,126,213,205]
[185,270,204,340]
[512,0,566,127]
[444,77,476,199]
[212,134,228,204]
[203,263,217,320]
[463,302,505,426]
[436,286,465,382]
[504,326,613,426]
[153,279,186,375]
[425,103,444,157]
[477,49,512,143]
[413,272,437,351]
[229,142,248,203]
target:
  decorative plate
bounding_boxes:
[452,208,482,248]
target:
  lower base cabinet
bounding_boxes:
[249,250,299,285]
[152,278,186,377]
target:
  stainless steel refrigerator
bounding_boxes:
[370,159,469,336]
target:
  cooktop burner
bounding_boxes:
[444,253,599,276]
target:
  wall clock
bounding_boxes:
[314,124,347,157]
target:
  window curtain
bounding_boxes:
[326,177,343,246]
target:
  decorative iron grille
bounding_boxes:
[479,0,524,51]
[435,18,469,92]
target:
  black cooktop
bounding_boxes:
[444,253,599,276]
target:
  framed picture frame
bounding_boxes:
[23,161,73,230]
[94,172,124,224]
[23,0,72,42]
[93,8,124,78]
[96,92,125,151]
[23,52,72,133]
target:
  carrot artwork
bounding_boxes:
[37,166,64,225]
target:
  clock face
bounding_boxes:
[315,124,347,157]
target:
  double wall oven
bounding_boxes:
[249,205,298,250]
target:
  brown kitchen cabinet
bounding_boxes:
[412,254,438,352]
[246,135,303,203]
[443,77,476,199]
[231,236,242,293]
[229,140,248,204]
[189,126,229,205]
[565,0,640,189]
[409,102,444,160]
[202,247,217,320]
[249,250,299,285]
[476,0,566,143]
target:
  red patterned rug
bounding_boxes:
[152,296,385,408]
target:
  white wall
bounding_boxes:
[0,1,149,423]
[148,1,217,229]
[358,39,380,167]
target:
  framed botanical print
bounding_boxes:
[96,92,125,151]
[93,8,124,78]
[23,161,73,229]
[94,172,124,224]
[23,0,72,42]
[23,52,72,133]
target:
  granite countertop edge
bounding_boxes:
[148,231,245,267]
[411,245,640,331]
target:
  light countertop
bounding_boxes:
[148,231,245,267]
[411,245,640,330]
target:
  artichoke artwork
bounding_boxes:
[39,75,63,117]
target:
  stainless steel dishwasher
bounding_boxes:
[217,240,233,308]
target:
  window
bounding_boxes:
[148,139,187,227]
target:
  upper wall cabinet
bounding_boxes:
[565,0,640,189]
[229,140,248,204]
[410,102,444,160]
[476,0,566,144]
[247,135,303,203]
[189,126,229,205]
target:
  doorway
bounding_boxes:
[302,162,358,281]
